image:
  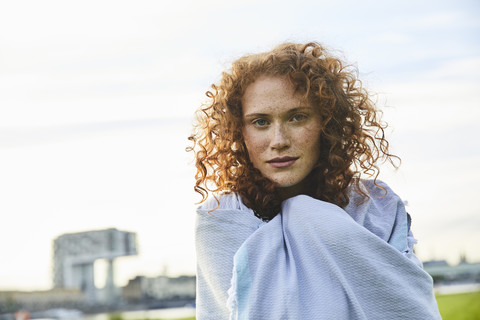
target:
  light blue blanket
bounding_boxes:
[196,181,441,319]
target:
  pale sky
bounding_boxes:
[1,0,479,291]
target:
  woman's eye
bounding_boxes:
[291,114,308,122]
[252,119,269,127]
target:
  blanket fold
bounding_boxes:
[227,195,441,320]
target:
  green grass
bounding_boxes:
[126,292,480,320]
[156,318,195,320]
[171,292,480,320]
[436,291,480,320]
[144,318,195,320]
[119,318,195,320]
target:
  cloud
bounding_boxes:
[423,57,480,81]
[368,32,411,45]
[0,118,189,148]
[411,11,463,28]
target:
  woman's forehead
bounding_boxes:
[242,76,311,114]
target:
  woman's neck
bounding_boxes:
[277,177,315,201]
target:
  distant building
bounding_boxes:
[0,289,86,314]
[52,228,137,304]
[121,276,146,302]
[424,259,480,284]
[122,275,195,302]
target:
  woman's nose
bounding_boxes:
[270,124,290,150]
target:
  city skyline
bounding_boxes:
[1,0,479,290]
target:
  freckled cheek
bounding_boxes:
[243,130,270,161]
[297,127,322,158]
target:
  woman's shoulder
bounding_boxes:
[345,179,410,253]
[196,193,261,223]
[351,179,399,201]
[197,192,246,211]
[195,193,263,237]
[346,179,404,211]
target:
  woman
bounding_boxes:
[188,42,440,319]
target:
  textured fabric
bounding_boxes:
[196,193,263,319]
[195,181,440,319]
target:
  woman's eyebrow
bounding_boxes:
[287,106,312,113]
[243,112,270,118]
[244,107,313,118]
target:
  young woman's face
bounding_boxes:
[242,76,323,199]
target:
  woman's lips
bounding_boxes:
[267,157,298,168]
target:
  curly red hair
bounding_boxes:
[188,42,399,220]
